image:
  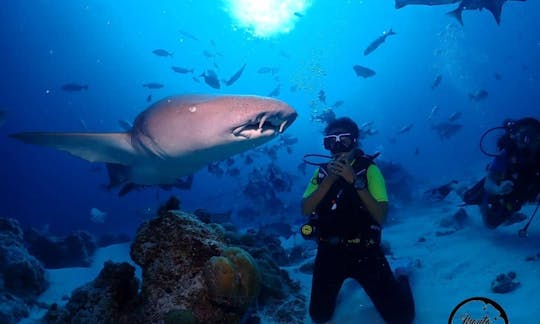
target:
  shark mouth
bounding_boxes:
[232,113,296,139]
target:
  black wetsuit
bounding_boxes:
[308,155,415,324]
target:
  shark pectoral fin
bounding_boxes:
[9,132,135,164]
[106,163,132,189]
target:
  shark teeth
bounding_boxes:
[232,125,245,137]
[278,120,287,133]
[258,115,267,130]
[233,114,291,138]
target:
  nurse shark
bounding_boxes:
[10,94,297,195]
[394,0,527,25]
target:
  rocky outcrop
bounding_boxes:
[130,201,260,323]
[491,271,520,294]
[204,247,260,309]
[0,293,29,324]
[0,217,48,323]
[24,229,97,268]
[225,227,307,323]
[39,197,305,324]
[43,261,140,323]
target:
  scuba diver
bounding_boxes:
[464,117,540,231]
[301,117,415,324]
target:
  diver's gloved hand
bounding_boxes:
[328,156,355,184]
[495,180,514,195]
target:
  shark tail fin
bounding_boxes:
[446,8,464,25]
[485,4,503,25]
[9,132,135,164]
[394,0,406,9]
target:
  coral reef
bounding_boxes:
[38,196,304,323]
[163,309,197,324]
[204,247,260,308]
[43,261,141,323]
[24,229,97,268]
[0,292,29,324]
[0,217,48,323]
[130,199,258,323]
[224,227,307,323]
[491,271,520,294]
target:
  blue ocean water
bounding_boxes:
[1,0,537,235]
[0,1,538,321]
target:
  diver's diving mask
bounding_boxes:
[323,132,355,153]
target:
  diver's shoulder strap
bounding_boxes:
[315,164,330,185]
[352,149,376,172]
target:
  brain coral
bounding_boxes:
[204,246,260,308]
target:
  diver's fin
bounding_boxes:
[463,178,486,205]
[9,132,135,164]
